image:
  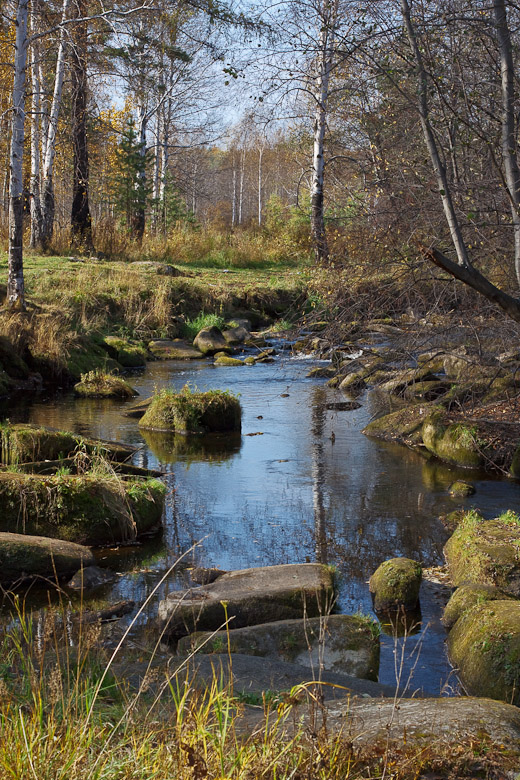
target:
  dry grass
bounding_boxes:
[0,590,516,780]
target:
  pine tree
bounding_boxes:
[113,117,150,239]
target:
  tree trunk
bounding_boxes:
[8,0,29,311]
[258,147,263,226]
[400,0,471,269]
[70,0,93,251]
[310,0,335,265]
[134,102,147,242]
[41,0,70,248]
[493,0,520,287]
[29,0,43,249]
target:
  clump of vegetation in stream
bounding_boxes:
[139,385,241,434]
[74,369,138,399]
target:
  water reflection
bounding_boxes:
[141,429,242,464]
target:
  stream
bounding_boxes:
[6,338,520,695]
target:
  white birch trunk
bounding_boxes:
[258,147,263,226]
[231,155,237,227]
[152,112,161,232]
[238,147,245,225]
[41,0,70,246]
[8,0,29,310]
[310,0,335,264]
[29,0,43,248]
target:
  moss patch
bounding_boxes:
[139,385,241,434]
[369,558,422,612]
[444,510,520,596]
[443,584,514,630]
[448,600,520,705]
[214,356,244,366]
[0,424,135,465]
[0,472,165,544]
[74,370,138,398]
[102,336,148,368]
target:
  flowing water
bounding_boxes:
[7,340,520,694]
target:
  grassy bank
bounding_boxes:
[0,250,308,388]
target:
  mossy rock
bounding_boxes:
[0,424,136,465]
[139,386,241,434]
[177,614,380,681]
[0,532,95,584]
[244,356,256,366]
[403,380,450,402]
[378,367,439,396]
[339,370,366,395]
[140,428,241,463]
[214,356,244,367]
[148,339,203,360]
[74,371,138,398]
[193,326,230,356]
[449,480,475,498]
[443,584,514,630]
[222,326,249,345]
[369,558,422,612]
[102,336,148,368]
[422,411,484,468]
[444,510,520,596]
[306,366,336,378]
[447,600,520,705]
[0,472,165,545]
[362,403,440,445]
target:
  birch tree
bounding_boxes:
[8,0,28,310]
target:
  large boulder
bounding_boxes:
[193,326,230,355]
[443,583,514,630]
[322,696,520,748]
[448,600,520,705]
[0,423,136,465]
[176,614,380,681]
[148,339,203,360]
[362,403,440,446]
[422,411,483,468]
[369,558,422,612]
[0,473,165,545]
[158,563,336,640]
[222,326,249,345]
[131,261,181,276]
[139,387,241,434]
[444,510,520,596]
[0,532,94,584]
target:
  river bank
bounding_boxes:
[2,252,520,776]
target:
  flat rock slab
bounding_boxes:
[177,614,379,681]
[0,532,94,584]
[158,563,335,640]
[115,653,398,703]
[321,697,520,748]
[148,340,204,360]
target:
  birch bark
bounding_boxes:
[8,0,29,310]
[310,0,336,265]
[41,0,70,247]
[29,0,43,249]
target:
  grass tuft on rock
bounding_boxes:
[139,385,241,434]
[74,369,138,398]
